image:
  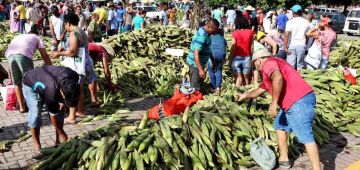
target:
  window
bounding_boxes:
[348,10,360,18]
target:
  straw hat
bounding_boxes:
[252,48,272,64]
[244,5,255,11]
[95,43,115,57]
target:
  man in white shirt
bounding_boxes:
[225,7,236,31]
[284,5,310,70]
[26,3,40,25]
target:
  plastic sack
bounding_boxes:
[148,88,203,120]
[1,85,17,110]
[344,68,357,85]
[250,138,276,170]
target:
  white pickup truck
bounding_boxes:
[135,6,161,21]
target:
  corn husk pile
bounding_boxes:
[30,67,360,170]
[330,39,360,69]
[0,131,31,152]
[96,25,193,97]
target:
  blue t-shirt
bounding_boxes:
[133,15,145,30]
[210,34,227,60]
[116,8,125,22]
[187,27,211,67]
[107,10,117,30]
[277,14,288,30]
[160,10,168,25]
[212,9,223,23]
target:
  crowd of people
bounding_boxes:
[0,1,342,169]
[187,4,341,170]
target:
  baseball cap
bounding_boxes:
[256,31,266,41]
[61,79,80,107]
[291,5,302,13]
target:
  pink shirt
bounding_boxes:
[5,34,45,59]
[259,57,313,111]
[319,29,336,58]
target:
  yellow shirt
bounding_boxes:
[93,8,107,24]
[17,5,26,20]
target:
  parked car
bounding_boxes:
[135,6,160,19]
[320,8,341,13]
[343,8,360,35]
[328,13,346,33]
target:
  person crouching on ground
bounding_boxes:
[236,48,320,170]
[22,65,80,158]
[208,28,226,93]
[187,18,219,91]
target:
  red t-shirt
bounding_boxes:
[259,57,313,111]
[88,43,109,63]
[232,29,254,57]
[242,11,250,21]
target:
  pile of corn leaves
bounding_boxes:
[30,26,360,169]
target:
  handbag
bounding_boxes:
[305,37,322,69]
[61,30,86,76]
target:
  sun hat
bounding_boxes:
[95,43,115,57]
[256,31,266,41]
[244,5,255,11]
[251,48,272,64]
[291,5,302,13]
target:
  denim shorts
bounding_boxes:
[23,85,64,128]
[231,57,251,74]
[274,92,316,144]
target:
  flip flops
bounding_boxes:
[278,161,291,169]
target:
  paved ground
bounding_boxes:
[0,97,159,169]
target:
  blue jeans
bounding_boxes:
[117,21,123,32]
[19,19,26,34]
[23,85,64,128]
[287,45,306,70]
[277,50,287,60]
[319,57,329,69]
[274,92,316,144]
[208,59,223,89]
[231,57,251,74]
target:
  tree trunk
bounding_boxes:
[189,0,204,30]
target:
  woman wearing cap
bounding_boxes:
[256,31,279,57]
[305,17,336,69]
[88,42,116,106]
[236,49,320,170]
[51,12,96,124]
[23,65,80,158]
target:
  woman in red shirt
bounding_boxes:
[229,15,254,87]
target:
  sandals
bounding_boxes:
[278,161,291,169]
[64,118,77,125]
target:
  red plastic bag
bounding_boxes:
[1,85,17,110]
[148,88,204,120]
[344,68,357,85]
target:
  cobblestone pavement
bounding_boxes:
[0,95,360,169]
[0,97,159,169]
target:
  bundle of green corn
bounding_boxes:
[31,81,337,170]
[175,9,185,22]
[330,39,360,69]
[301,68,360,136]
[104,25,192,60]
[95,26,192,97]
